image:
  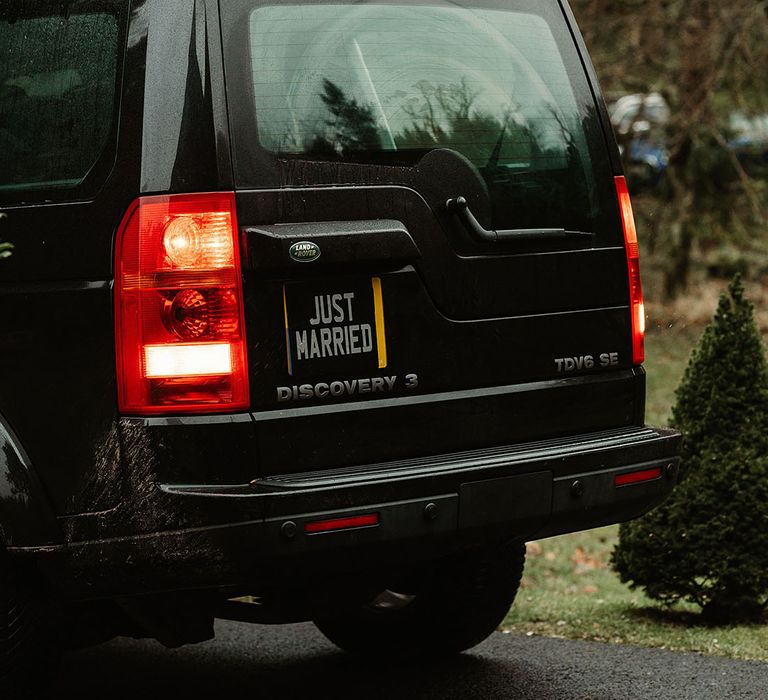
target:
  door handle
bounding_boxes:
[242,219,421,272]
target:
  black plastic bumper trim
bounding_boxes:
[161,426,676,496]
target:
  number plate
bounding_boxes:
[283,277,387,377]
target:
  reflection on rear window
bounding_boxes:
[0,10,118,193]
[250,6,581,167]
[234,2,602,231]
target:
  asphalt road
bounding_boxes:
[55,621,768,700]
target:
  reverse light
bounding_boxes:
[616,176,645,365]
[144,343,233,379]
[115,192,249,415]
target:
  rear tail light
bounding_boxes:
[115,192,249,415]
[616,176,645,365]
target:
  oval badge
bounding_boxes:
[289,241,321,263]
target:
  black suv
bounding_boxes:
[1,0,679,690]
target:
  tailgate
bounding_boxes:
[219,0,637,474]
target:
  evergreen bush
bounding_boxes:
[612,275,768,622]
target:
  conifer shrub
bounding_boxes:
[612,275,768,622]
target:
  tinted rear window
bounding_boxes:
[0,2,122,198]
[222,0,615,233]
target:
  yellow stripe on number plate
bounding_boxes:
[282,284,293,376]
[372,277,387,369]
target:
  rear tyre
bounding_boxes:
[1,554,58,698]
[314,542,525,657]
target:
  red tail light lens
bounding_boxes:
[616,176,645,365]
[115,192,249,415]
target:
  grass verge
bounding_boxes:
[502,525,768,661]
[643,324,702,427]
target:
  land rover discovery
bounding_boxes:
[0,0,679,692]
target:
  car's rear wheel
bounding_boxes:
[314,542,525,657]
[1,553,57,698]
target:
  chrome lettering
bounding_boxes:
[275,375,407,402]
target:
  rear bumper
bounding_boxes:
[29,426,679,599]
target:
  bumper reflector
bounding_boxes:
[615,467,663,487]
[304,514,380,534]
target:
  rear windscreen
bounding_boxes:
[222,0,615,233]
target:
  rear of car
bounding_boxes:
[0,0,679,685]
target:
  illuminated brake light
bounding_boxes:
[163,213,234,269]
[616,176,645,365]
[615,467,662,487]
[115,192,249,415]
[144,343,233,378]
[304,514,380,534]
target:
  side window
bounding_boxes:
[0,3,122,200]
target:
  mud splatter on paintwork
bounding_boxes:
[71,419,124,516]
[62,420,240,597]
[68,421,206,536]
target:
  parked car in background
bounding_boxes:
[608,93,669,189]
[608,92,768,188]
[609,92,670,141]
[728,111,768,175]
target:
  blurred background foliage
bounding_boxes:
[572,0,768,301]
[505,3,768,651]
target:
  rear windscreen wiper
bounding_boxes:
[446,196,595,243]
